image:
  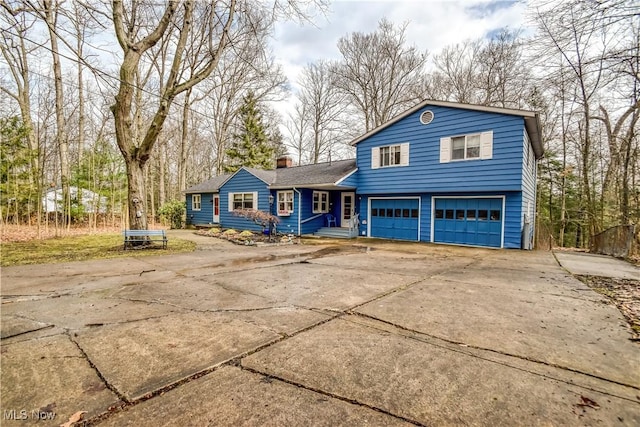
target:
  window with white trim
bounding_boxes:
[231,192,255,210]
[192,194,201,211]
[312,191,329,213]
[451,134,480,160]
[371,143,409,169]
[277,191,293,216]
[440,131,493,163]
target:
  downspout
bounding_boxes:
[293,187,301,236]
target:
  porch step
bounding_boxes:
[313,227,354,238]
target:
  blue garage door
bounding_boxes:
[433,198,502,248]
[370,199,419,241]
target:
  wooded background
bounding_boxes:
[1,0,638,248]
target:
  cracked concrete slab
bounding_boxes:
[243,317,640,426]
[213,262,418,310]
[74,312,281,400]
[1,334,119,426]
[2,294,184,331]
[231,307,334,336]
[98,365,411,426]
[308,248,472,277]
[1,267,179,297]
[0,314,51,339]
[355,279,640,387]
[555,251,640,280]
[111,276,277,311]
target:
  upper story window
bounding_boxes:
[312,191,329,213]
[277,191,293,216]
[440,131,493,163]
[228,192,256,211]
[192,194,202,211]
[371,143,409,169]
[452,134,481,160]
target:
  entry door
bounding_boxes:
[341,192,355,228]
[213,195,220,223]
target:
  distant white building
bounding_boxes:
[43,186,107,214]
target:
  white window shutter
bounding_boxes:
[440,137,451,163]
[371,147,379,169]
[253,192,258,209]
[480,131,493,160]
[400,143,410,166]
[228,192,234,212]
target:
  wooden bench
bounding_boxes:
[122,229,167,250]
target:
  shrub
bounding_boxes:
[158,200,186,229]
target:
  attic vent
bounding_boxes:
[420,110,434,125]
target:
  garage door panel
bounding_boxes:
[370,199,419,241]
[434,198,502,248]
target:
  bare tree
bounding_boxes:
[298,60,346,163]
[331,19,427,132]
[42,0,71,228]
[110,0,235,230]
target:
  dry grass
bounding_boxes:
[1,226,195,266]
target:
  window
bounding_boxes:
[371,143,409,169]
[192,194,201,211]
[313,191,329,213]
[230,192,255,211]
[277,191,293,216]
[451,134,481,160]
[440,131,493,163]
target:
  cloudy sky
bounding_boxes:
[272,0,531,93]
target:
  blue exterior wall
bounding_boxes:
[219,169,270,232]
[186,192,217,226]
[356,105,527,194]
[271,189,300,235]
[280,189,340,234]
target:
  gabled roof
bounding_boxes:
[350,99,544,159]
[271,159,356,188]
[183,174,231,194]
[243,167,277,185]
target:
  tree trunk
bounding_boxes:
[125,160,148,230]
[178,89,191,192]
[44,0,70,230]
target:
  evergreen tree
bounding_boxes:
[224,92,274,173]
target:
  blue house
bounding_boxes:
[185,158,359,237]
[185,100,543,249]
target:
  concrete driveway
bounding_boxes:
[1,231,639,426]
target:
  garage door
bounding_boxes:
[370,199,419,241]
[433,198,502,248]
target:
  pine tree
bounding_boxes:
[224,92,275,173]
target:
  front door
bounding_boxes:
[341,192,355,228]
[213,195,220,223]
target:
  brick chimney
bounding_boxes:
[276,156,293,168]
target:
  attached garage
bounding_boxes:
[432,197,504,248]
[369,198,419,241]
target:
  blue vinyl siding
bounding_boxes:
[219,169,270,232]
[356,105,527,194]
[338,170,358,188]
[186,193,216,226]
[273,189,301,235]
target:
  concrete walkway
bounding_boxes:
[2,233,639,426]
[554,250,640,280]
